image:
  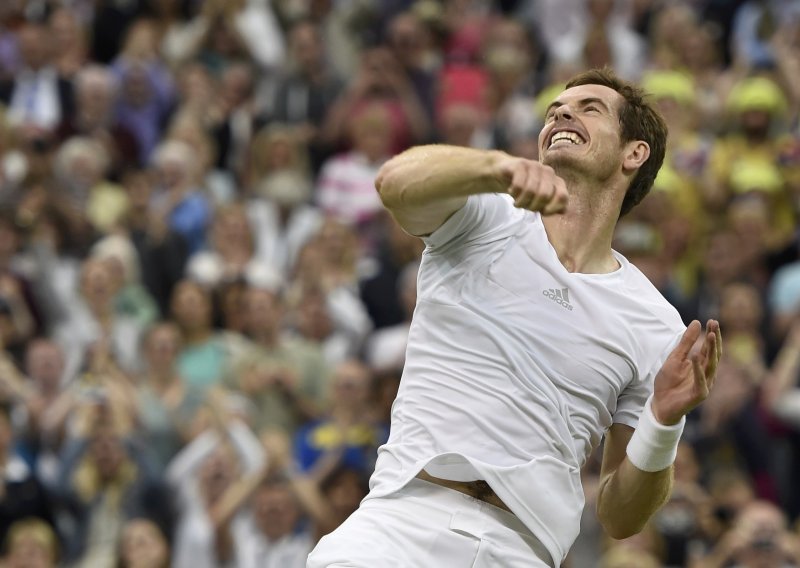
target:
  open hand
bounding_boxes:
[496,157,568,215]
[652,320,722,425]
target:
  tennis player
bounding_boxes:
[307,67,721,567]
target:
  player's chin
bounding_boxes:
[541,151,582,170]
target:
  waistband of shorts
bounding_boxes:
[382,476,534,537]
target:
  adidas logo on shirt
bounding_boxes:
[543,287,573,311]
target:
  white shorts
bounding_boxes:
[306,478,554,567]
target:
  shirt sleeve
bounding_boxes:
[423,193,529,253]
[612,330,683,428]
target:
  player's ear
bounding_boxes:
[622,141,650,173]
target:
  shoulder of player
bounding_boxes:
[616,259,685,332]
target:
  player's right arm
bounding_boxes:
[375,144,568,236]
[596,320,721,539]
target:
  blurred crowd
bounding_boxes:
[0,0,798,566]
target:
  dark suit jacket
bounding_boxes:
[0,72,75,124]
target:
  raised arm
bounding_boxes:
[597,319,722,539]
[375,145,568,237]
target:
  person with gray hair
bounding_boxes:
[150,139,212,254]
[53,135,129,233]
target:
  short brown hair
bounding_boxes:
[565,68,668,217]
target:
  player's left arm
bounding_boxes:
[596,319,722,539]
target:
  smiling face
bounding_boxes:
[538,69,668,217]
[539,84,625,183]
[120,519,169,568]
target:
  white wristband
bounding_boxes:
[625,395,685,472]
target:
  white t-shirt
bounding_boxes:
[366,193,685,566]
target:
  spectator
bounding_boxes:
[57,64,140,174]
[245,125,322,273]
[551,0,647,81]
[480,18,541,151]
[321,46,430,153]
[48,7,89,80]
[0,21,74,133]
[705,75,796,214]
[134,321,204,471]
[53,258,143,380]
[314,462,369,540]
[116,517,170,568]
[149,139,211,255]
[55,398,171,565]
[1,518,60,568]
[731,0,800,69]
[287,280,372,367]
[293,359,387,478]
[683,228,750,326]
[640,71,708,190]
[247,169,322,276]
[694,352,776,502]
[386,11,438,122]
[90,234,158,328]
[718,281,769,368]
[0,404,55,550]
[53,136,129,235]
[13,201,83,335]
[166,395,265,568]
[699,500,800,567]
[209,62,258,181]
[170,0,285,72]
[246,123,313,191]
[237,476,314,568]
[265,20,344,173]
[170,279,231,392]
[111,21,175,164]
[13,339,71,480]
[289,220,373,365]
[234,283,328,434]
[122,167,188,317]
[316,101,394,254]
[185,203,273,289]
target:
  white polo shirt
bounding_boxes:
[366,193,685,566]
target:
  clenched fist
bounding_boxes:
[496,157,569,215]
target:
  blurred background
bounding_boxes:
[0,0,799,566]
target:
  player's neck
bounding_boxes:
[541,182,621,274]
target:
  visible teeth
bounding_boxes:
[550,132,584,147]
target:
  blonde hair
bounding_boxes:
[91,234,142,285]
[247,124,310,187]
[4,518,59,563]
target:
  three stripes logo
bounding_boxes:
[543,287,573,311]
